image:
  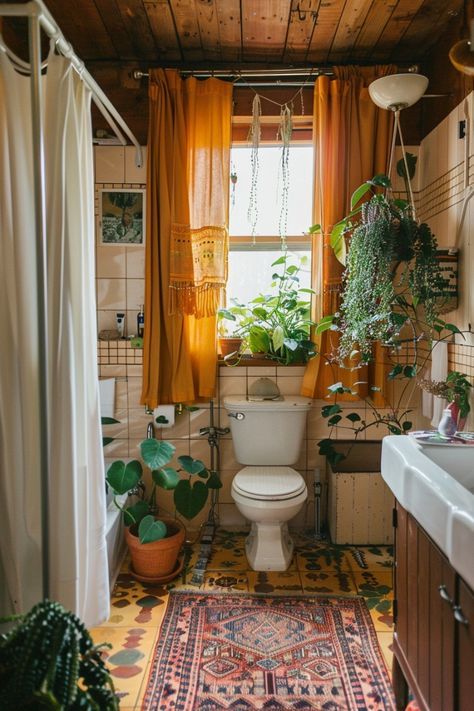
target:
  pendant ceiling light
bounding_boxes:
[449,18,474,76]
[368,72,429,217]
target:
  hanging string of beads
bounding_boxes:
[247,94,261,243]
[242,73,313,249]
[277,102,293,247]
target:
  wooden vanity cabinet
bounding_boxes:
[392,501,474,711]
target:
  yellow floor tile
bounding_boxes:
[90,625,159,708]
[347,545,394,572]
[296,546,353,573]
[300,570,358,595]
[247,570,303,594]
[206,547,248,571]
[105,573,170,627]
[377,631,395,672]
[203,571,249,591]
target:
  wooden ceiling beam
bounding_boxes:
[306,0,346,64]
[369,0,425,63]
[390,0,464,61]
[167,0,205,62]
[114,0,159,60]
[350,0,398,61]
[328,0,374,63]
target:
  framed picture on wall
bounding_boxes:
[99,189,145,245]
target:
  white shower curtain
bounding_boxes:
[0,48,109,626]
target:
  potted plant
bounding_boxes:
[0,600,118,709]
[217,306,245,358]
[419,370,472,431]
[219,254,317,365]
[106,438,221,580]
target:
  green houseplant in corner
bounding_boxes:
[106,438,221,580]
[0,599,118,710]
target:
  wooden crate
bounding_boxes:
[327,441,394,545]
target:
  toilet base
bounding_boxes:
[245,522,294,571]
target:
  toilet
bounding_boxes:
[223,393,312,571]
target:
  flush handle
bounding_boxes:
[438,584,453,605]
[228,412,245,421]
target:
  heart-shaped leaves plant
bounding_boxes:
[123,500,149,527]
[174,479,208,520]
[206,471,222,489]
[177,455,206,476]
[140,439,175,469]
[152,466,180,490]
[138,515,167,544]
[106,460,142,495]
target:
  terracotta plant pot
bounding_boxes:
[124,517,185,578]
[219,337,243,357]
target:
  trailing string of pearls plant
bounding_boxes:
[244,81,307,246]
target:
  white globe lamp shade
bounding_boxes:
[368,73,429,111]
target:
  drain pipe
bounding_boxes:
[313,466,323,540]
[199,400,230,528]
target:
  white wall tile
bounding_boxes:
[95,146,125,183]
[125,145,147,183]
[96,245,126,278]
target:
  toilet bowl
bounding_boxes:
[224,393,312,571]
[231,466,307,570]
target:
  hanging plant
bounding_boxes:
[321,174,446,363]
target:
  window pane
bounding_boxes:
[227,249,311,307]
[229,145,313,236]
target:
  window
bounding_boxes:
[227,143,313,306]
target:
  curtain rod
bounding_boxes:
[0,1,143,167]
[133,67,334,85]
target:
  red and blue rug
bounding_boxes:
[142,592,395,710]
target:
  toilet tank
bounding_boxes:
[223,395,312,465]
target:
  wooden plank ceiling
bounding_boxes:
[1,0,467,143]
[3,0,464,67]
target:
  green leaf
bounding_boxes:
[330,221,347,265]
[299,287,317,294]
[444,323,462,335]
[396,152,417,180]
[316,315,335,335]
[387,364,403,380]
[152,466,180,489]
[272,324,285,352]
[346,412,361,422]
[283,338,299,351]
[218,308,237,321]
[102,437,114,447]
[328,415,342,425]
[351,182,372,209]
[391,312,409,327]
[388,425,402,435]
[206,471,223,489]
[308,223,321,234]
[155,415,169,424]
[178,455,206,475]
[328,382,352,394]
[252,307,269,319]
[322,404,343,417]
[138,515,167,544]
[174,479,209,520]
[402,421,413,431]
[271,255,286,266]
[370,173,391,188]
[106,460,142,495]
[249,326,271,353]
[403,365,417,378]
[140,439,175,469]
[123,500,149,526]
[101,417,120,425]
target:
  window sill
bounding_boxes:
[218,356,307,368]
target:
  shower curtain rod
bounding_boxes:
[0,1,143,168]
[133,67,334,86]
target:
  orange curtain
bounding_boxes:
[141,70,232,408]
[301,66,395,400]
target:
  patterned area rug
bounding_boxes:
[142,592,395,710]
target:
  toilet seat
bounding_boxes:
[232,466,306,501]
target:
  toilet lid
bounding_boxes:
[232,466,306,501]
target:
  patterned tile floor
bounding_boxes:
[91,529,394,710]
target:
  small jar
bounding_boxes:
[437,408,457,437]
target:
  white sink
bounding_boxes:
[381,436,474,589]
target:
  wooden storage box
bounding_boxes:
[327,441,394,545]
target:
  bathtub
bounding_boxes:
[105,458,128,589]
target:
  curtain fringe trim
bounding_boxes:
[169,282,224,318]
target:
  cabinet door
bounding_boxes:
[456,579,474,710]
